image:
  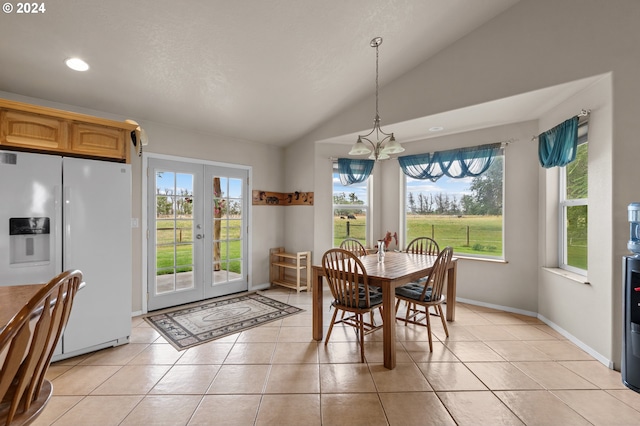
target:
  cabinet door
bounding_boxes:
[0,109,68,151]
[70,122,127,161]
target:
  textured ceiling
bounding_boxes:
[0,0,520,146]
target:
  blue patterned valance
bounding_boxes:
[337,158,374,186]
[398,143,501,182]
[538,116,579,168]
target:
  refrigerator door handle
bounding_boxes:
[63,185,70,263]
[54,184,63,272]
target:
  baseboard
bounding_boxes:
[250,282,271,292]
[456,297,614,369]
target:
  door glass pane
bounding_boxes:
[212,176,243,283]
[155,171,195,294]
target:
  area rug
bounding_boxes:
[144,293,304,350]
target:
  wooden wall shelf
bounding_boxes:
[252,190,313,206]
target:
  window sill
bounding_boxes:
[455,255,508,264]
[542,267,590,284]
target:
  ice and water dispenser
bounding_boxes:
[9,217,50,265]
[623,203,640,392]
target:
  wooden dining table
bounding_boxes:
[312,251,457,370]
[0,284,46,330]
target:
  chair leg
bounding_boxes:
[324,309,339,345]
[425,306,433,352]
[437,304,449,338]
[405,301,414,326]
[358,313,365,363]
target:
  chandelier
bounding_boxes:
[348,37,404,161]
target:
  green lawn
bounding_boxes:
[335,214,502,257]
[155,218,242,274]
[334,214,586,268]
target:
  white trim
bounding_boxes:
[456,297,538,318]
[457,297,612,369]
[146,151,252,170]
[537,313,613,369]
[141,153,148,314]
[141,152,253,313]
[542,267,590,284]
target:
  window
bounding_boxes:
[333,163,369,247]
[559,122,588,273]
[404,150,504,258]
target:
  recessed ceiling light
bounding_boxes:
[65,57,89,72]
[429,126,444,132]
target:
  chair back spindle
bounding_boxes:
[339,238,367,257]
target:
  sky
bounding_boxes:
[332,172,474,205]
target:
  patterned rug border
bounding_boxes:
[143,293,304,351]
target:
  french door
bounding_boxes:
[147,158,248,311]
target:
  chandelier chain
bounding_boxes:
[375,41,379,120]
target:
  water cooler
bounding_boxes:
[623,203,640,392]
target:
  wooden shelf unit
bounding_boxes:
[269,247,311,293]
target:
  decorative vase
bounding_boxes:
[377,240,385,263]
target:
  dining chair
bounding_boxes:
[405,236,439,256]
[394,247,453,352]
[0,270,83,426]
[339,238,367,257]
[322,248,383,362]
[402,236,440,320]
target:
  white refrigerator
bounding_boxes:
[0,150,131,360]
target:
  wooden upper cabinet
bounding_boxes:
[1,109,68,151]
[0,98,137,163]
[70,123,127,161]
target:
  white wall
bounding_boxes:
[286,0,640,367]
[538,74,614,364]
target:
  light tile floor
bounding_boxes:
[35,287,640,425]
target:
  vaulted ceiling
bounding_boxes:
[0,0,522,146]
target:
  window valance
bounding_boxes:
[538,116,579,168]
[337,158,374,185]
[398,143,501,181]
